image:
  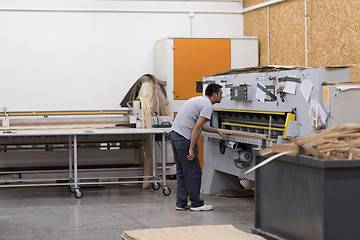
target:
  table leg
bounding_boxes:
[68,135,74,193]
[162,133,171,195]
[73,135,82,198]
[152,133,156,178]
[69,136,73,179]
[162,133,166,186]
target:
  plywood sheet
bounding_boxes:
[122,224,265,240]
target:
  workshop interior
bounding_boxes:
[1,1,360,240]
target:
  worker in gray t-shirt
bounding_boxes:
[170,83,228,211]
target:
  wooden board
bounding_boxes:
[122,224,265,240]
[221,129,271,140]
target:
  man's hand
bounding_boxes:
[187,148,195,161]
[202,124,232,140]
[217,129,232,139]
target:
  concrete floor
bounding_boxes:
[0,180,255,240]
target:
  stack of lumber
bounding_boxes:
[122,225,265,240]
[262,123,360,160]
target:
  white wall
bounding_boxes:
[0,0,243,111]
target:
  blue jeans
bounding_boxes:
[170,131,204,208]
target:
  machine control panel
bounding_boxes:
[230,84,251,101]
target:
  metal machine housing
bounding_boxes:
[201,66,360,194]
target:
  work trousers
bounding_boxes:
[170,131,204,208]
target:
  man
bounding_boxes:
[170,83,228,211]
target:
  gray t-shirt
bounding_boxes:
[171,96,213,139]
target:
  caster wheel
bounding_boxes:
[74,190,83,198]
[69,186,75,193]
[163,186,171,196]
[151,182,161,190]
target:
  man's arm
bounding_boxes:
[188,117,206,161]
[202,124,228,139]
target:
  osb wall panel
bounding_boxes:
[269,0,305,66]
[307,0,360,82]
[243,0,268,8]
[243,0,268,65]
[243,0,360,82]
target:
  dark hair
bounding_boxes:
[205,83,222,97]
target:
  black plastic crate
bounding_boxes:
[252,150,360,240]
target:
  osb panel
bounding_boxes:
[243,0,268,8]
[243,0,305,66]
[307,0,360,82]
[269,0,305,66]
[243,7,268,65]
[243,0,360,82]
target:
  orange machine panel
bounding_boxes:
[173,38,231,100]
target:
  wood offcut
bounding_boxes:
[262,123,360,160]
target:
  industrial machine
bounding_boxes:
[200,66,360,194]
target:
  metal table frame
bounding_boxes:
[0,128,170,198]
